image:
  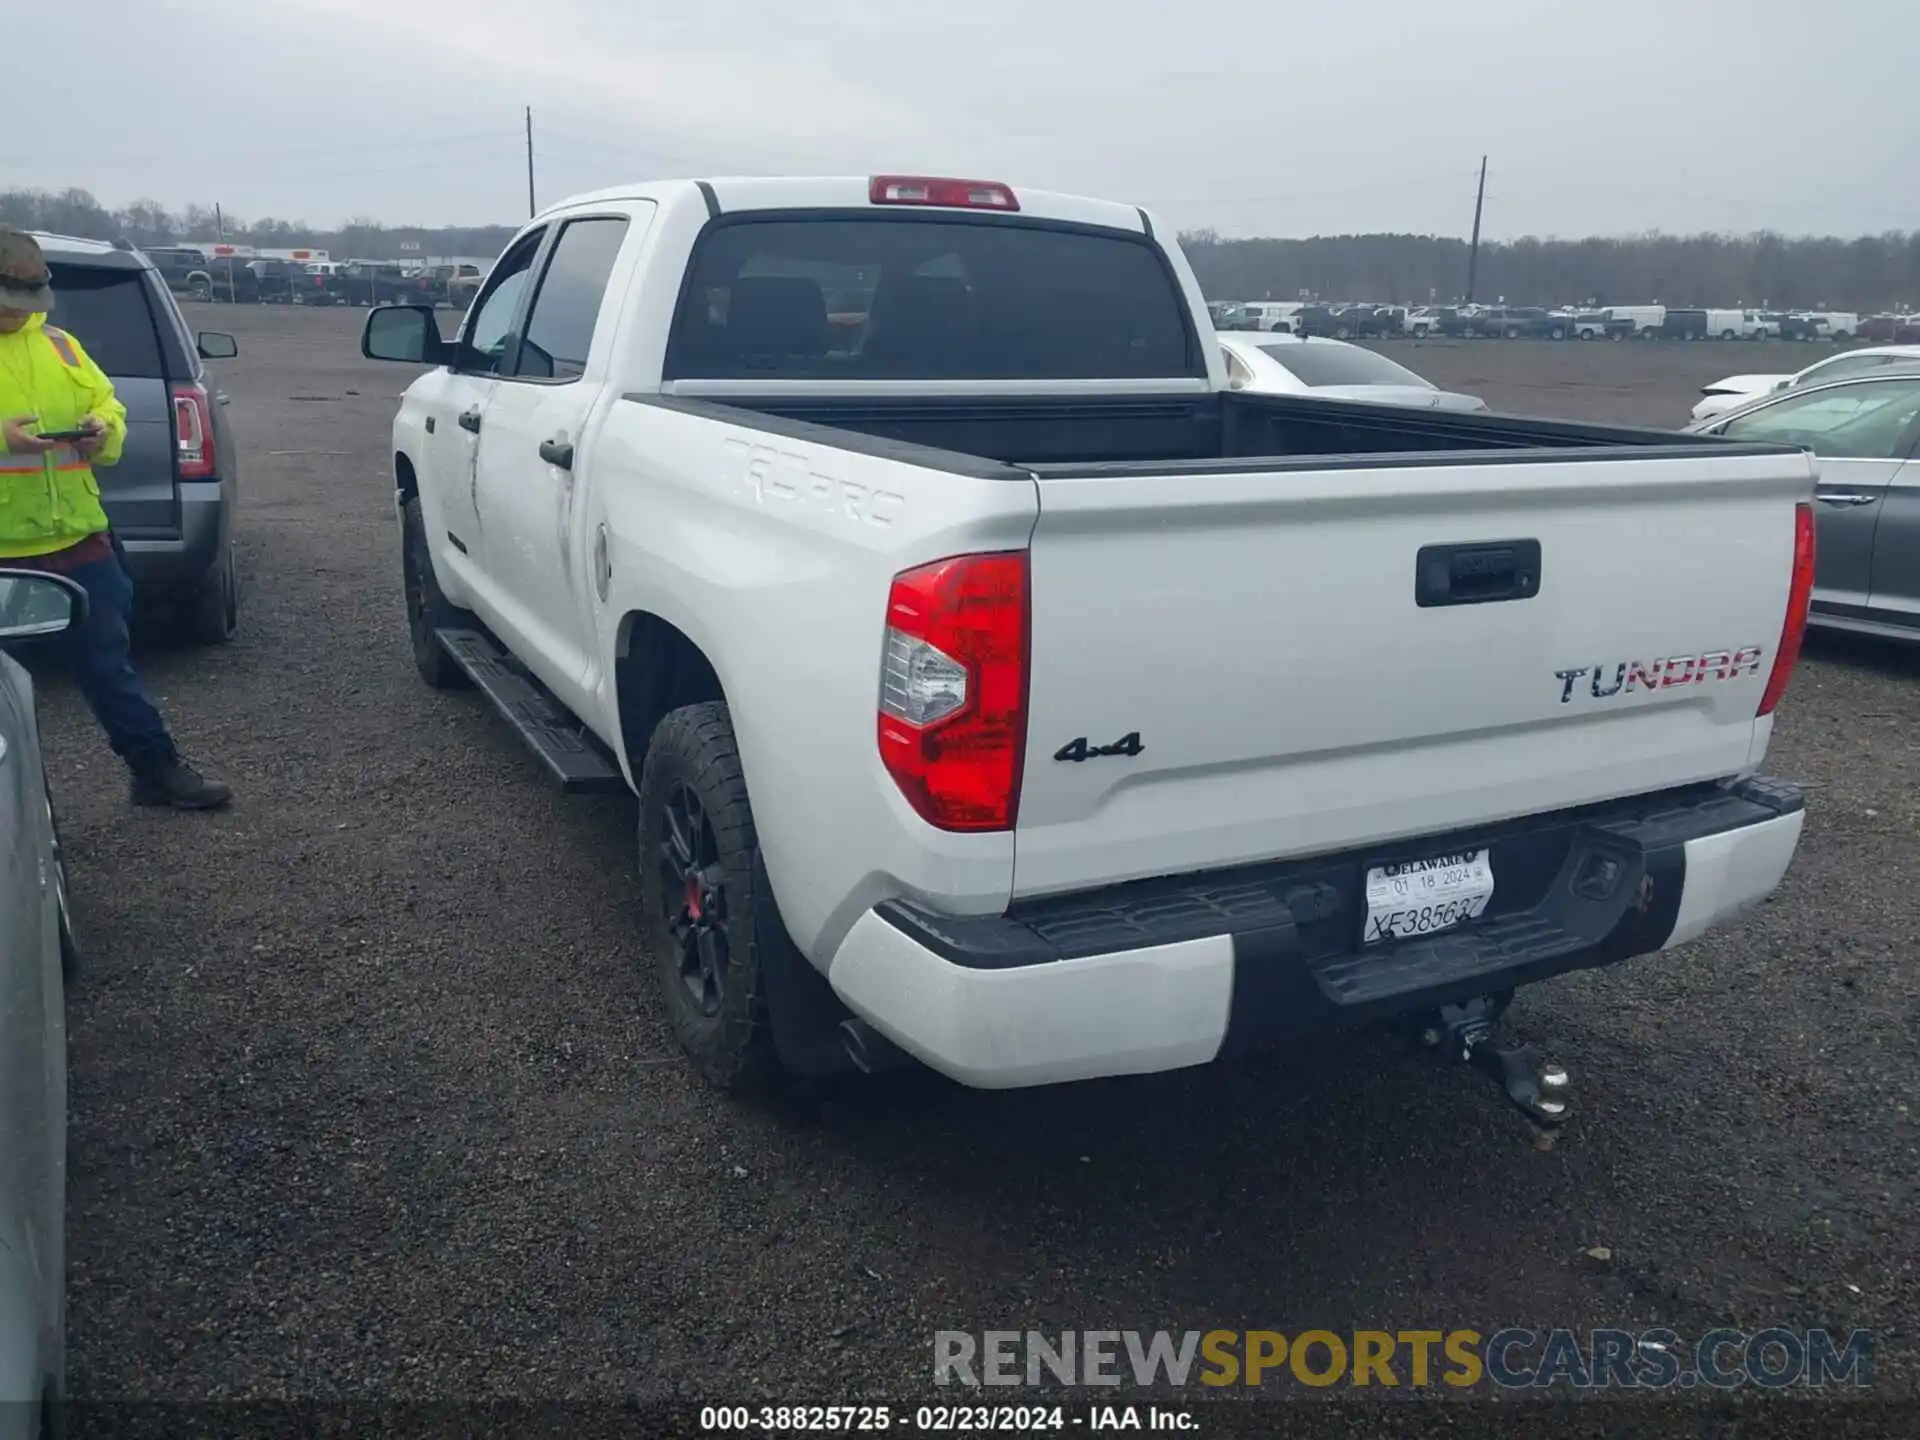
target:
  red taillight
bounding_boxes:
[877,552,1030,832]
[1758,501,1815,716]
[869,175,1020,211]
[171,382,216,480]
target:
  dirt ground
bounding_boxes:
[37,307,1916,1418]
[1373,335,1817,428]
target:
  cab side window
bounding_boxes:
[458,228,546,374]
[511,217,632,382]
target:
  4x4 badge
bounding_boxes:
[1054,732,1145,763]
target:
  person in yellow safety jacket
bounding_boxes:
[1,224,231,808]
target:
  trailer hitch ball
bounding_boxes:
[1469,1040,1572,1127]
[1423,999,1572,1128]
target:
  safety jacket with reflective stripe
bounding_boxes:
[0,312,127,559]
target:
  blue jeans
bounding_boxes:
[58,540,176,770]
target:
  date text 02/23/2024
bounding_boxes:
[698,1405,1193,1432]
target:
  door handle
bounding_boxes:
[1816,491,1878,506]
[457,408,482,434]
[538,437,574,470]
[1415,539,1542,607]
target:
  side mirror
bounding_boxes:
[197,331,238,360]
[362,305,452,366]
[0,569,86,641]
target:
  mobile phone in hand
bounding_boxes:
[34,428,90,443]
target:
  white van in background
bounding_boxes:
[1805,312,1860,342]
[1704,309,1746,339]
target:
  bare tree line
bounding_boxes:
[1179,228,1920,311]
[7,185,1917,312]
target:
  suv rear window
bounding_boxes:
[44,264,168,378]
[665,216,1200,381]
[1256,342,1431,389]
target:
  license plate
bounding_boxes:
[1363,849,1495,945]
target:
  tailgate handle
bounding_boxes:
[1415,540,1541,608]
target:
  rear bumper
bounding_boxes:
[117,481,229,586]
[827,777,1804,1090]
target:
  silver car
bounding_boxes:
[0,569,82,1438]
[1217,332,1489,411]
[1688,373,1920,638]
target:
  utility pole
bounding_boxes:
[1464,155,1487,303]
[214,202,236,304]
[525,107,536,218]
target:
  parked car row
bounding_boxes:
[1213,299,1875,343]
[141,245,485,309]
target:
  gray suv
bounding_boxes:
[33,233,242,643]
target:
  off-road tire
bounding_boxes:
[400,497,470,689]
[638,701,781,1093]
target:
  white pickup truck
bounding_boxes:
[361,174,1815,1111]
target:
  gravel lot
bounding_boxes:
[39,309,1916,1416]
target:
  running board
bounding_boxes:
[435,628,627,793]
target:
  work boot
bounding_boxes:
[130,755,233,810]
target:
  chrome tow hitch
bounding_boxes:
[1420,998,1570,1130]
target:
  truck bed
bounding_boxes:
[614,385,1808,903]
[630,388,1772,475]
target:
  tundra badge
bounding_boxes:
[1555,646,1765,704]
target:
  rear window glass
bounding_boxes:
[45,264,167,378]
[665,217,1200,381]
[1256,342,1430,389]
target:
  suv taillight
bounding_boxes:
[877,552,1029,831]
[171,382,216,479]
[1757,501,1815,717]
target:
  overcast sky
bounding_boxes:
[5,0,1911,239]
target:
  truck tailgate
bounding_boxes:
[1014,448,1814,898]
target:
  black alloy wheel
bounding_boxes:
[658,780,730,1018]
